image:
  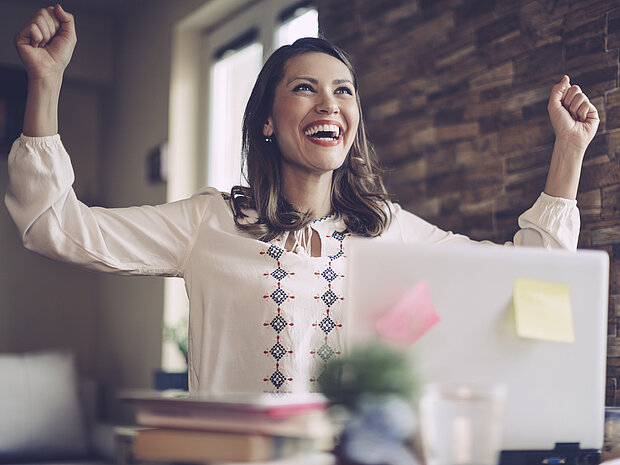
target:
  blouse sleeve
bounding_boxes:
[391,193,579,251]
[4,134,213,277]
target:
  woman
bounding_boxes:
[6,5,599,393]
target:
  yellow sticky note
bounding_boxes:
[513,277,574,343]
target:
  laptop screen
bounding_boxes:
[345,241,608,451]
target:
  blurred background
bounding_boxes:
[0,0,618,422]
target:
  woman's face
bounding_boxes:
[264,52,360,178]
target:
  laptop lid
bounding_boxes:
[345,241,609,451]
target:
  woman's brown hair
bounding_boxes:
[230,37,391,242]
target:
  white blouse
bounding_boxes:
[5,134,580,394]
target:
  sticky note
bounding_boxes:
[374,280,440,347]
[513,277,574,343]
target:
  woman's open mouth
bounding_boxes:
[302,121,343,146]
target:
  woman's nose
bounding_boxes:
[315,93,339,114]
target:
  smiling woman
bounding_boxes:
[5,5,599,394]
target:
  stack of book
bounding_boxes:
[120,390,336,464]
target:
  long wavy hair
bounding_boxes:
[230,37,391,242]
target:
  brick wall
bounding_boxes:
[318,0,620,405]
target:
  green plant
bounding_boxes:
[319,342,417,411]
[164,315,188,367]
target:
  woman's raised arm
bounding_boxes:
[15,4,76,136]
[544,75,600,200]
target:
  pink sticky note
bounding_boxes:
[373,280,440,346]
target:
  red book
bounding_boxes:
[120,390,333,438]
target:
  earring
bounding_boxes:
[264,120,273,143]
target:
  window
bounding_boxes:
[276,5,318,48]
[207,37,263,191]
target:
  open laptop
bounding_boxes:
[345,241,609,464]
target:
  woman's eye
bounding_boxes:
[293,83,314,92]
[336,87,353,95]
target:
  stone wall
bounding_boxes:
[318,0,620,405]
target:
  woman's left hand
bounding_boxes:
[547,75,600,153]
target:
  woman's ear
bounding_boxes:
[263,118,274,137]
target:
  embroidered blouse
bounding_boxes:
[5,135,580,394]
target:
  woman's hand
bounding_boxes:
[543,76,600,200]
[547,75,600,153]
[16,4,76,137]
[15,4,76,81]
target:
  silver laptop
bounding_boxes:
[345,241,609,458]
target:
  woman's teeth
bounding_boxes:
[304,124,341,140]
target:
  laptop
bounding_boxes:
[345,241,609,464]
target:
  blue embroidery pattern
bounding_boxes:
[261,244,294,390]
[311,214,334,224]
[310,230,348,384]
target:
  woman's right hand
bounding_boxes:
[15,4,76,81]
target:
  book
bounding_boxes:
[121,390,328,419]
[132,428,319,463]
[134,407,333,439]
[121,390,335,439]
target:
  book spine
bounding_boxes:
[133,430,318,462]
[135,409,333,439]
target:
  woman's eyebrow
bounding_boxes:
[287,76,317,85]
[286,76,354,86]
